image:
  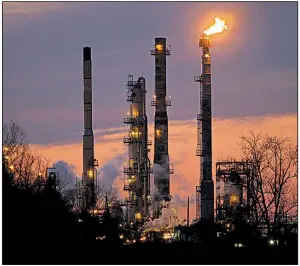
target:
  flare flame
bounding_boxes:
[203,17,227,36]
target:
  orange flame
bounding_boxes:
[203,17,227,36]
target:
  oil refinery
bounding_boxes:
[71,18,297,245]
[75,18,248,229]
[3,5,298,264]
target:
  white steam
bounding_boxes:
[151,155,171,215]
[144,200,185,232]
[153,155,169,179]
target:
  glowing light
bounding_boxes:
[163,233,172,240]
[230,194,239,205]
[268,239,279,246]
[234,242,244,248]
[3,146,9,152]
[96,236,106,240]
[155,44,163,51]
[135,212,142,220]
[140,236,146,242]
[132,107,138,118]
[38,172,42,177]
[155,129,161,136]
[127,177,136,184]
[5,156,9,159]
[9,165,14,171]
[203,17,227,36]
[129,159,134,167]
[119,234,124,239]
[88,169,93,178]
[131,129,140,138]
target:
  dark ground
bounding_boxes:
[4,240,298,265]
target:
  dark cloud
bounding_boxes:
[3,2,297,145]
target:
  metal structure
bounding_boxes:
[44,167,60,190]
[195,34,214,221]
[215,161,254,223]
[150,37,173,218]
[82,47,98,212]
[123,75,152,223]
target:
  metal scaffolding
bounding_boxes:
[215,161,255,224]
[123,75,152,223]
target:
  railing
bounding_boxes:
[127,95,133,102]
[123,167,135,175]
[151,99,172,107]
[123,136,141,144]
[194,75,203,82]
[169,165,174,175]
[150,46,171,55]
[123,185,130,191]
[123,117,136,124]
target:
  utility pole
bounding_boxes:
[187,197,190,227]
[186,197,190,242]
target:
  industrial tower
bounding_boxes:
[82,47,98,212]
[195,34,214,221]
[150,37,173,218]
[216,161,254,224]
[123,75,152,223]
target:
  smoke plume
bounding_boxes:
[173,194,195,207]
[144,200,185,232]
[52,160,78,190]
[98,153,125,188]
[153,154,169,179]
[151,155,170,211]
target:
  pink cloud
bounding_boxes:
[32,114,297,219]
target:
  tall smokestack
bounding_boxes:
[150,38,172,218]
[83,47,95,211]
[195,34,214,221]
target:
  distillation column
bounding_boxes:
[139,77,152,218]
[195,35,214,221]
[82,47,96,211]
[123,76,151,222]
[150,38,172,218]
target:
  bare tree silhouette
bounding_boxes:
[240,131,297,234]
[3,121,49,191]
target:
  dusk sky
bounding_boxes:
[3,2,297,219]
